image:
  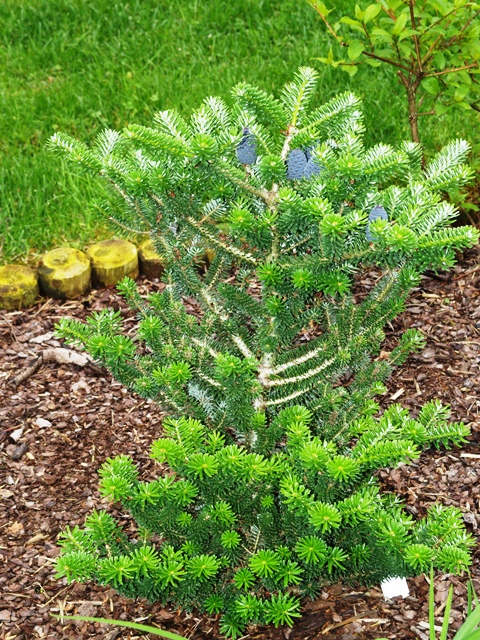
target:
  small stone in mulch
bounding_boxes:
[11,441,28,460]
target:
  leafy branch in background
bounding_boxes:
[308,0,480,146]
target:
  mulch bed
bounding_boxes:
[1,248,479,640]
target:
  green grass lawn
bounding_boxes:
[1,0,478,263]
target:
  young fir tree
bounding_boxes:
[50,69,477,636]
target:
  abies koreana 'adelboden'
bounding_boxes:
[49,68,478,638]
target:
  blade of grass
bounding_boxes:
[440,585,454,640]
[458,631,480,640]
[430,566,436,640]
[52,614,187,639]
[468,580,474,616]
[454,606,480,640]
[468,578,480,613]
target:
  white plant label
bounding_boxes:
[381,576,410,599]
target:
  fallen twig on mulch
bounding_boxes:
[8,348,101,389]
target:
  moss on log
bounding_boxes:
[38,247,91,299]
[87,239,139,287]
[138,239,164,280]
[0,265,39,310]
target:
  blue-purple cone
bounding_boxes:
[287,149,308,180]
[303,155,324,178]
[236,128,257,165]
[366,205,388,241]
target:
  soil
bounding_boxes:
[1,248,479,640]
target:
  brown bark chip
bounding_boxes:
[0,256,479,639]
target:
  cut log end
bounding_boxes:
[38,247,91,299]
[138,239,164,280]
[0,265,39,310]
[87,239,139,287]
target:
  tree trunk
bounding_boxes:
[397,71,422,149]
[406,84,421,145]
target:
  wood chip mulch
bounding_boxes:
[1,248,479,640]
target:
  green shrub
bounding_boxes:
[50,68,477,636]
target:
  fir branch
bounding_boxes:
[265,358,336,389]
[190,337,219,360]
[263,385,316,407]
[186,217,259,265]
[271,342,329,376]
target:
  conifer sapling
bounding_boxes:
[50,68,478,637]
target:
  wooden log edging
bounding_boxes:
[87,239,139,288]
[0,237,164,310]
[38,247,91,300]
[0,265,39,311]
